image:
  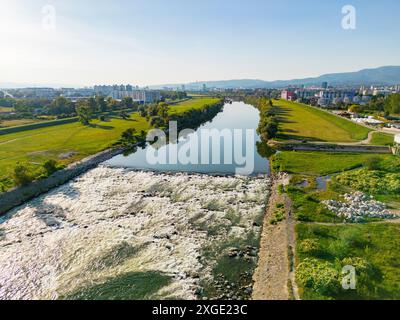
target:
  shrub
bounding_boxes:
[296,258,340,296]
[336,169,400,195]
[43,159,60,176]
[13,162,34,186]
[270,209,285,225]
[363,156,382,171]
[278,184,286,194]
[299,239,320,254]
[340,257,378,296]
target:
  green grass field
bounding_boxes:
[272,100,371,142]
[296,223,400,300]
[370,132,395,146]
[0,118,44,128]
[0,113,150,190]
[271,151,391,176]
[168,97,221,115]
[0,97,220,192]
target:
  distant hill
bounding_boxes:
[151,66,400,90]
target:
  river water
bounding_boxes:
[106,102,269,175]
[0,101,270,300]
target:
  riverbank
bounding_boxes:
[252,173,299,300]
[0,147,124,216]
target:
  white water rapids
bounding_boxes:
[0,166,269,300]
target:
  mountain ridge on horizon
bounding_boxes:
[1,66,400,90]
[150,66,400,90]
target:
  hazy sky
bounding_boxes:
[1,0,399,87]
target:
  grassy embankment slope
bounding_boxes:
[271,99,371,142]
[168,97,221,115]
[268,101,400,300]
[0,119,45,128]
[370,132,396,146]
[0,97,217,192]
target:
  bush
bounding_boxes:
[13,163,34,186]
[270,209,285,225]
[363,156,382,171]
[336,169,400,195]
[299,239,320,254]
[296,258,340,296]
[43,159,60,176]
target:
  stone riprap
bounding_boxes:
[322,192,397,222]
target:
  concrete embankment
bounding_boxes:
[0,148,124,216]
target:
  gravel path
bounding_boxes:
[252,174,298,300]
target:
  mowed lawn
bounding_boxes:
[271,151,392,176]
[168,97,221,115]
[370,132,395,146]
[0,113,150,186]
[272,100,371,142]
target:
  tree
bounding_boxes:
[76,100,93,125]
[13,162,34,186]
[157,102,170,120]
[385,94,400,115]
[46,97,74,115]
[96,96,107,112]
[348,104,363,113]
[138,105,147,117]
[257,115,279,142]
[87,97,97,114]
[106,97,120,110]
[120,111,129,120]
[121,128,137,145]
[122,97,133,109]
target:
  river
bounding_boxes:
[0,101,271,300]
[106,101,269,175]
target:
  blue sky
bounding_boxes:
[0,0,399,86]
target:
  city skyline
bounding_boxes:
[1,0,400,87]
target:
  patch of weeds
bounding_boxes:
[270,209,285,225]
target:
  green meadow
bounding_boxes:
[271,151,392,176]
[370,132,395,146]
[272,100,371,142]
[0,97,220,192]
[0,113,150,190]
[296,223,400,300]
[168,97,221,115]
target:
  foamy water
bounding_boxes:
[0,167,269,300]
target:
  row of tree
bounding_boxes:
[0,96,141,119]
[254,98,279,143]
[348,94,400,116]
